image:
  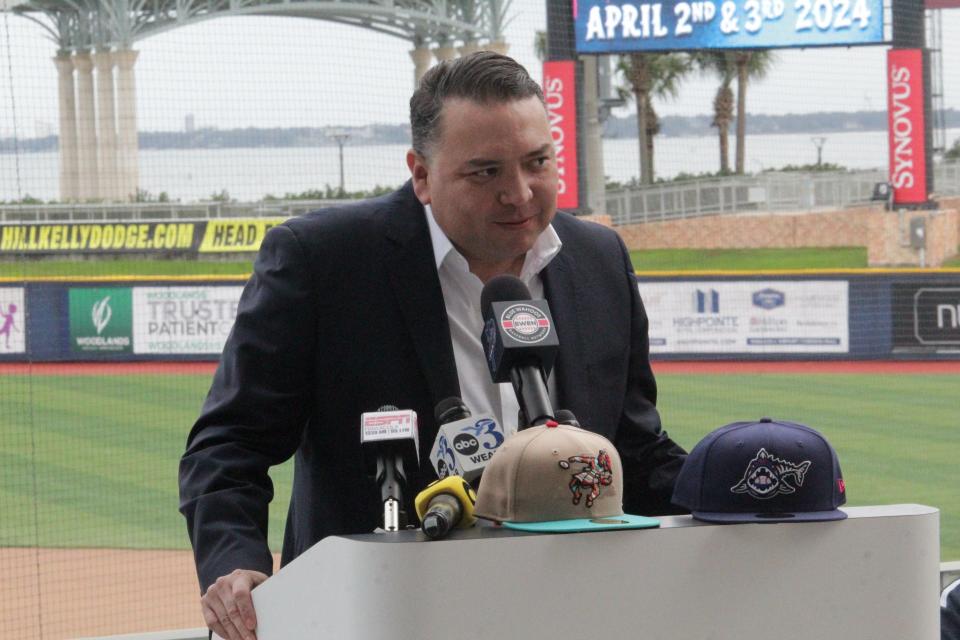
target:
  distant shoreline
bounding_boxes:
[4,108,959,154]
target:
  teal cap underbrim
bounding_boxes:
[502,514,660,533]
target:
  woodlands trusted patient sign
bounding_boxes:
[573,0,885,53]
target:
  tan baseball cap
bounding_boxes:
[473,422,660,532]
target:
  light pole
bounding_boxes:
[329,130,350,195]
[811,136,827,168]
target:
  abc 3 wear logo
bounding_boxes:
[500,304,551,344]
[454,432,480,456]
[454,419,504,456]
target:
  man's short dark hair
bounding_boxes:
[409,51,545,156]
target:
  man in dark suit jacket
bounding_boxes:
[945,577,960,640]
[179,51,686,640]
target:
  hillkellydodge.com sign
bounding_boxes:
[69,287,133,353]
[0,219,284,255]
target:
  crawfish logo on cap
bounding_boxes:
[731,448,811,500]
[559,450,614,508]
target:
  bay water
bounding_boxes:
[2,128,957,203]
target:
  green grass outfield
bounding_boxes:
[1,258,255,278]
[3,246,959,277]
[1,371,957,560]
[0,247,871,278]
[630,247,869,271]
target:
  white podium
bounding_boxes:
[242,504,939,640]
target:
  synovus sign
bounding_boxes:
[886,49,928,206]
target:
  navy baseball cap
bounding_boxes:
[672,418,847,523]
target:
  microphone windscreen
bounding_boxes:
[481,275,532,323]
[414,476,477,529]
[434,396,470,425]
[555,410,581,428]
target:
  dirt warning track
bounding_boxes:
[0,361,220,375]
[2,360,958,376]
[651,360,960,374]
[0,547,281,640]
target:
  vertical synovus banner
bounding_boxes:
[543,60,579,210]
[887,49,928,206]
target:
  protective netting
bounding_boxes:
[0,1,958,637]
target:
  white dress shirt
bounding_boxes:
[424,204,562,436]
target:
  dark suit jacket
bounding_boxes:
[944,578,960,640]
[179,182,686,591]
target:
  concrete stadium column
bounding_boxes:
[581,55,606,215]
[458,42,481,56]
[433,45,458,62]
[115,48,140,201]
[409,46,433,86]
[487,41,510,55]
[53,54,79,202]
[73,51,100,201]
[93,49,120,201]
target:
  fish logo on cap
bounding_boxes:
[730,448,811,500]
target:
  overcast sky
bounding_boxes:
[1,1,960,137]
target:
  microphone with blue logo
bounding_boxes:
[428,396,506,487]
[480,275,559,429]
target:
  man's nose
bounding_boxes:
[498,170,534,207]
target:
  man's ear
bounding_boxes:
[406,149,431,205]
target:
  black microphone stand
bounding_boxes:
[511,365,554,429]
[376,453,407,532]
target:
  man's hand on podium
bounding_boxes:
[202,569,268,640]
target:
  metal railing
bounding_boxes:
[606,160,960,226]
[3,161,960,226]
[0,199,352,223]
[938,159,960,193]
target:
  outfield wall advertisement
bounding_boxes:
[0,218,284,255]
[0,287,25,354]
[3,275,960,361]
[132,286,243,354]
[56,284,243,358]
[2,222,201,253]
[892,283,960,352]
[197,219,283,253]
[69,287,133,353]
[638,280,849,353]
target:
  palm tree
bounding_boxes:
[618,52,690,184]
[534,30,546,61]
[694,50,737,174]
[733,50,775,174]
[695,51,737,174]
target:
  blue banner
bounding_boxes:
[573,0,885,53]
